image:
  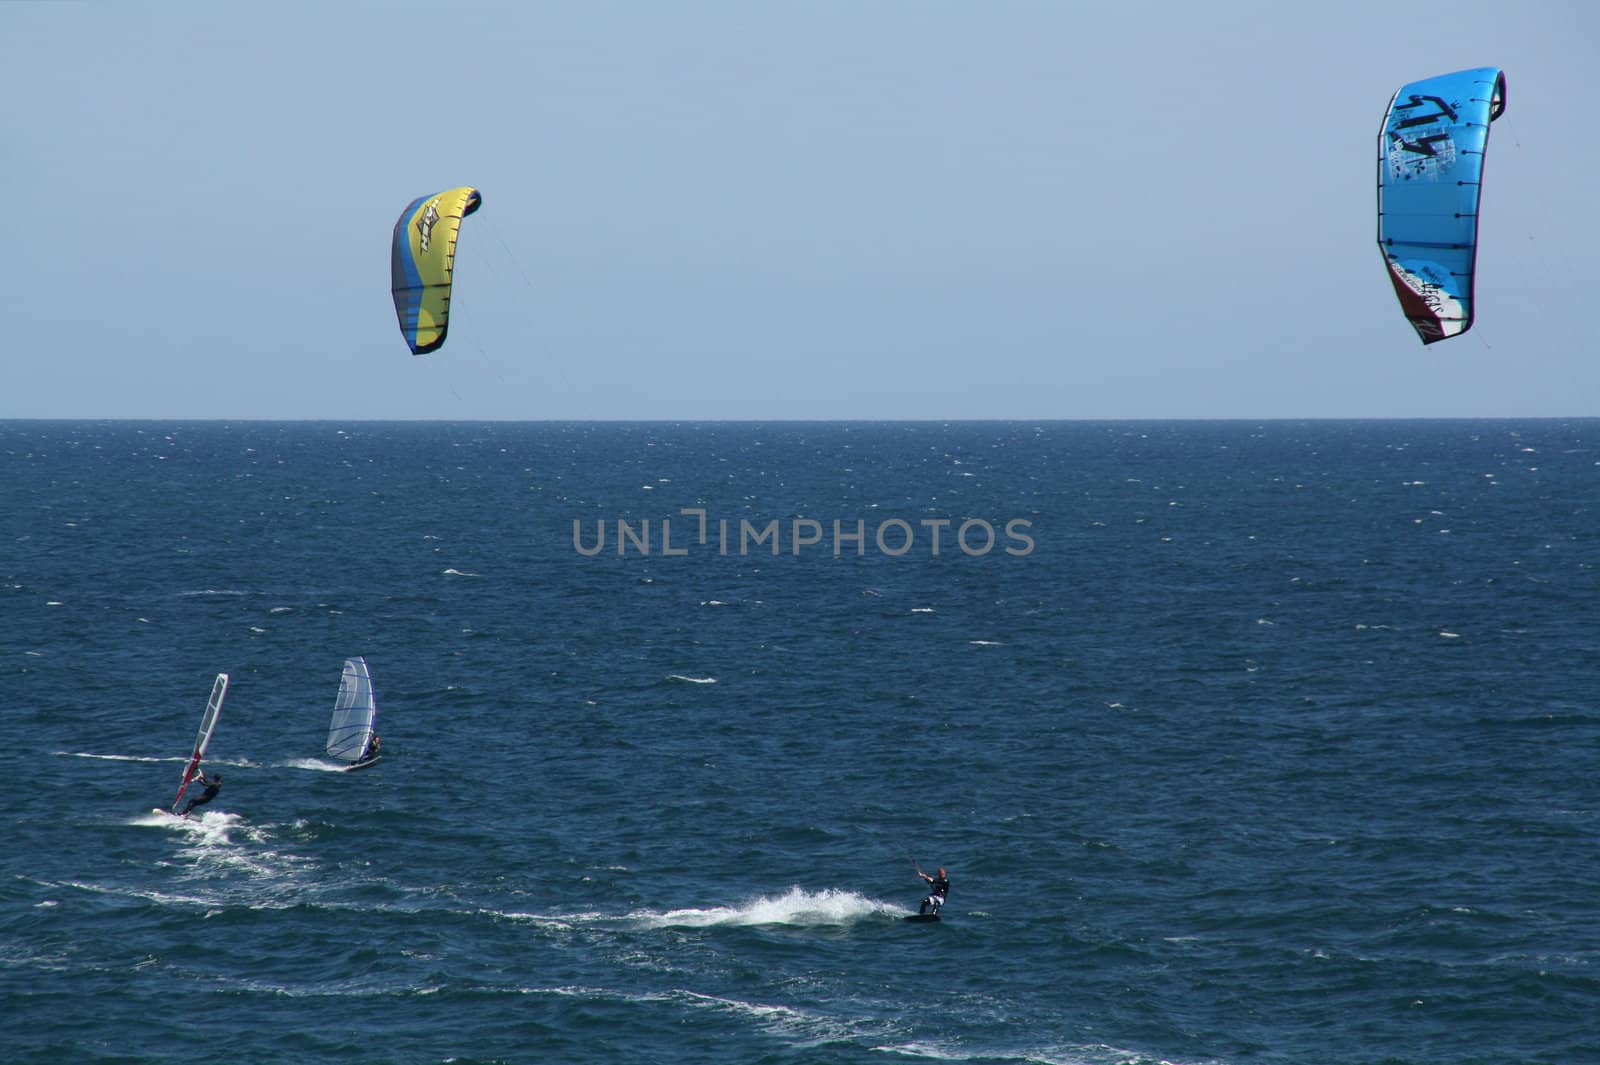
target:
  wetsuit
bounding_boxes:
[920,875,949,915]
[182,777,221,815]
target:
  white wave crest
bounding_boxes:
[635,886,899,928]
[278,757,349,773]
[134,809,247,844]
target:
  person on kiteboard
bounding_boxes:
[182,770,222,815]
[915,863,949,915]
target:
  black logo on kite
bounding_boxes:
[1389,93,1461,157]
[1395,94,1458,127]
[1389,130,1451,158]
[415,200,441,252]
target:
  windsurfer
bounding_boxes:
[359,732,381,763]
[181,770,222,815]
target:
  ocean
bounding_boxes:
[2,420,1596,1064]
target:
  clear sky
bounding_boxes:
[6,1,1596,420]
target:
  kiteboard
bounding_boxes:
[903,913,941,923]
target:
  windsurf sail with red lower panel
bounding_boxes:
[172,673,228,812]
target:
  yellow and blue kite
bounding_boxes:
[390,186,482,355]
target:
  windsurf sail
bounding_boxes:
[390,186,482,355]
[1376,67,1506,344]
[171,673,227,812]
[327,657,378,764]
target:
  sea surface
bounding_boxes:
[2,420,1597,1065]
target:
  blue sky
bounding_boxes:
[6,1,1596,419]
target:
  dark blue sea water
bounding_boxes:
[3,420,1597,1065]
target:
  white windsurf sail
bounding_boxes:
[171,673,227,812]
[326,657,377,764]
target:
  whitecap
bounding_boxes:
[867,1040,968,1060]
[668,989,805,1025]
[633,886,899,928]
[132,809,231,835]
[666,674,717,685]
[48,877,214,909]
[278,757,349,773]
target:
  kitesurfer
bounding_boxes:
[181,770,221,815]
[914,862,949,915]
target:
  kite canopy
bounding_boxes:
[1376,68,1505,345]
[390,186,482,355]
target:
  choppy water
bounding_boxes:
[3,420,1597,1064]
